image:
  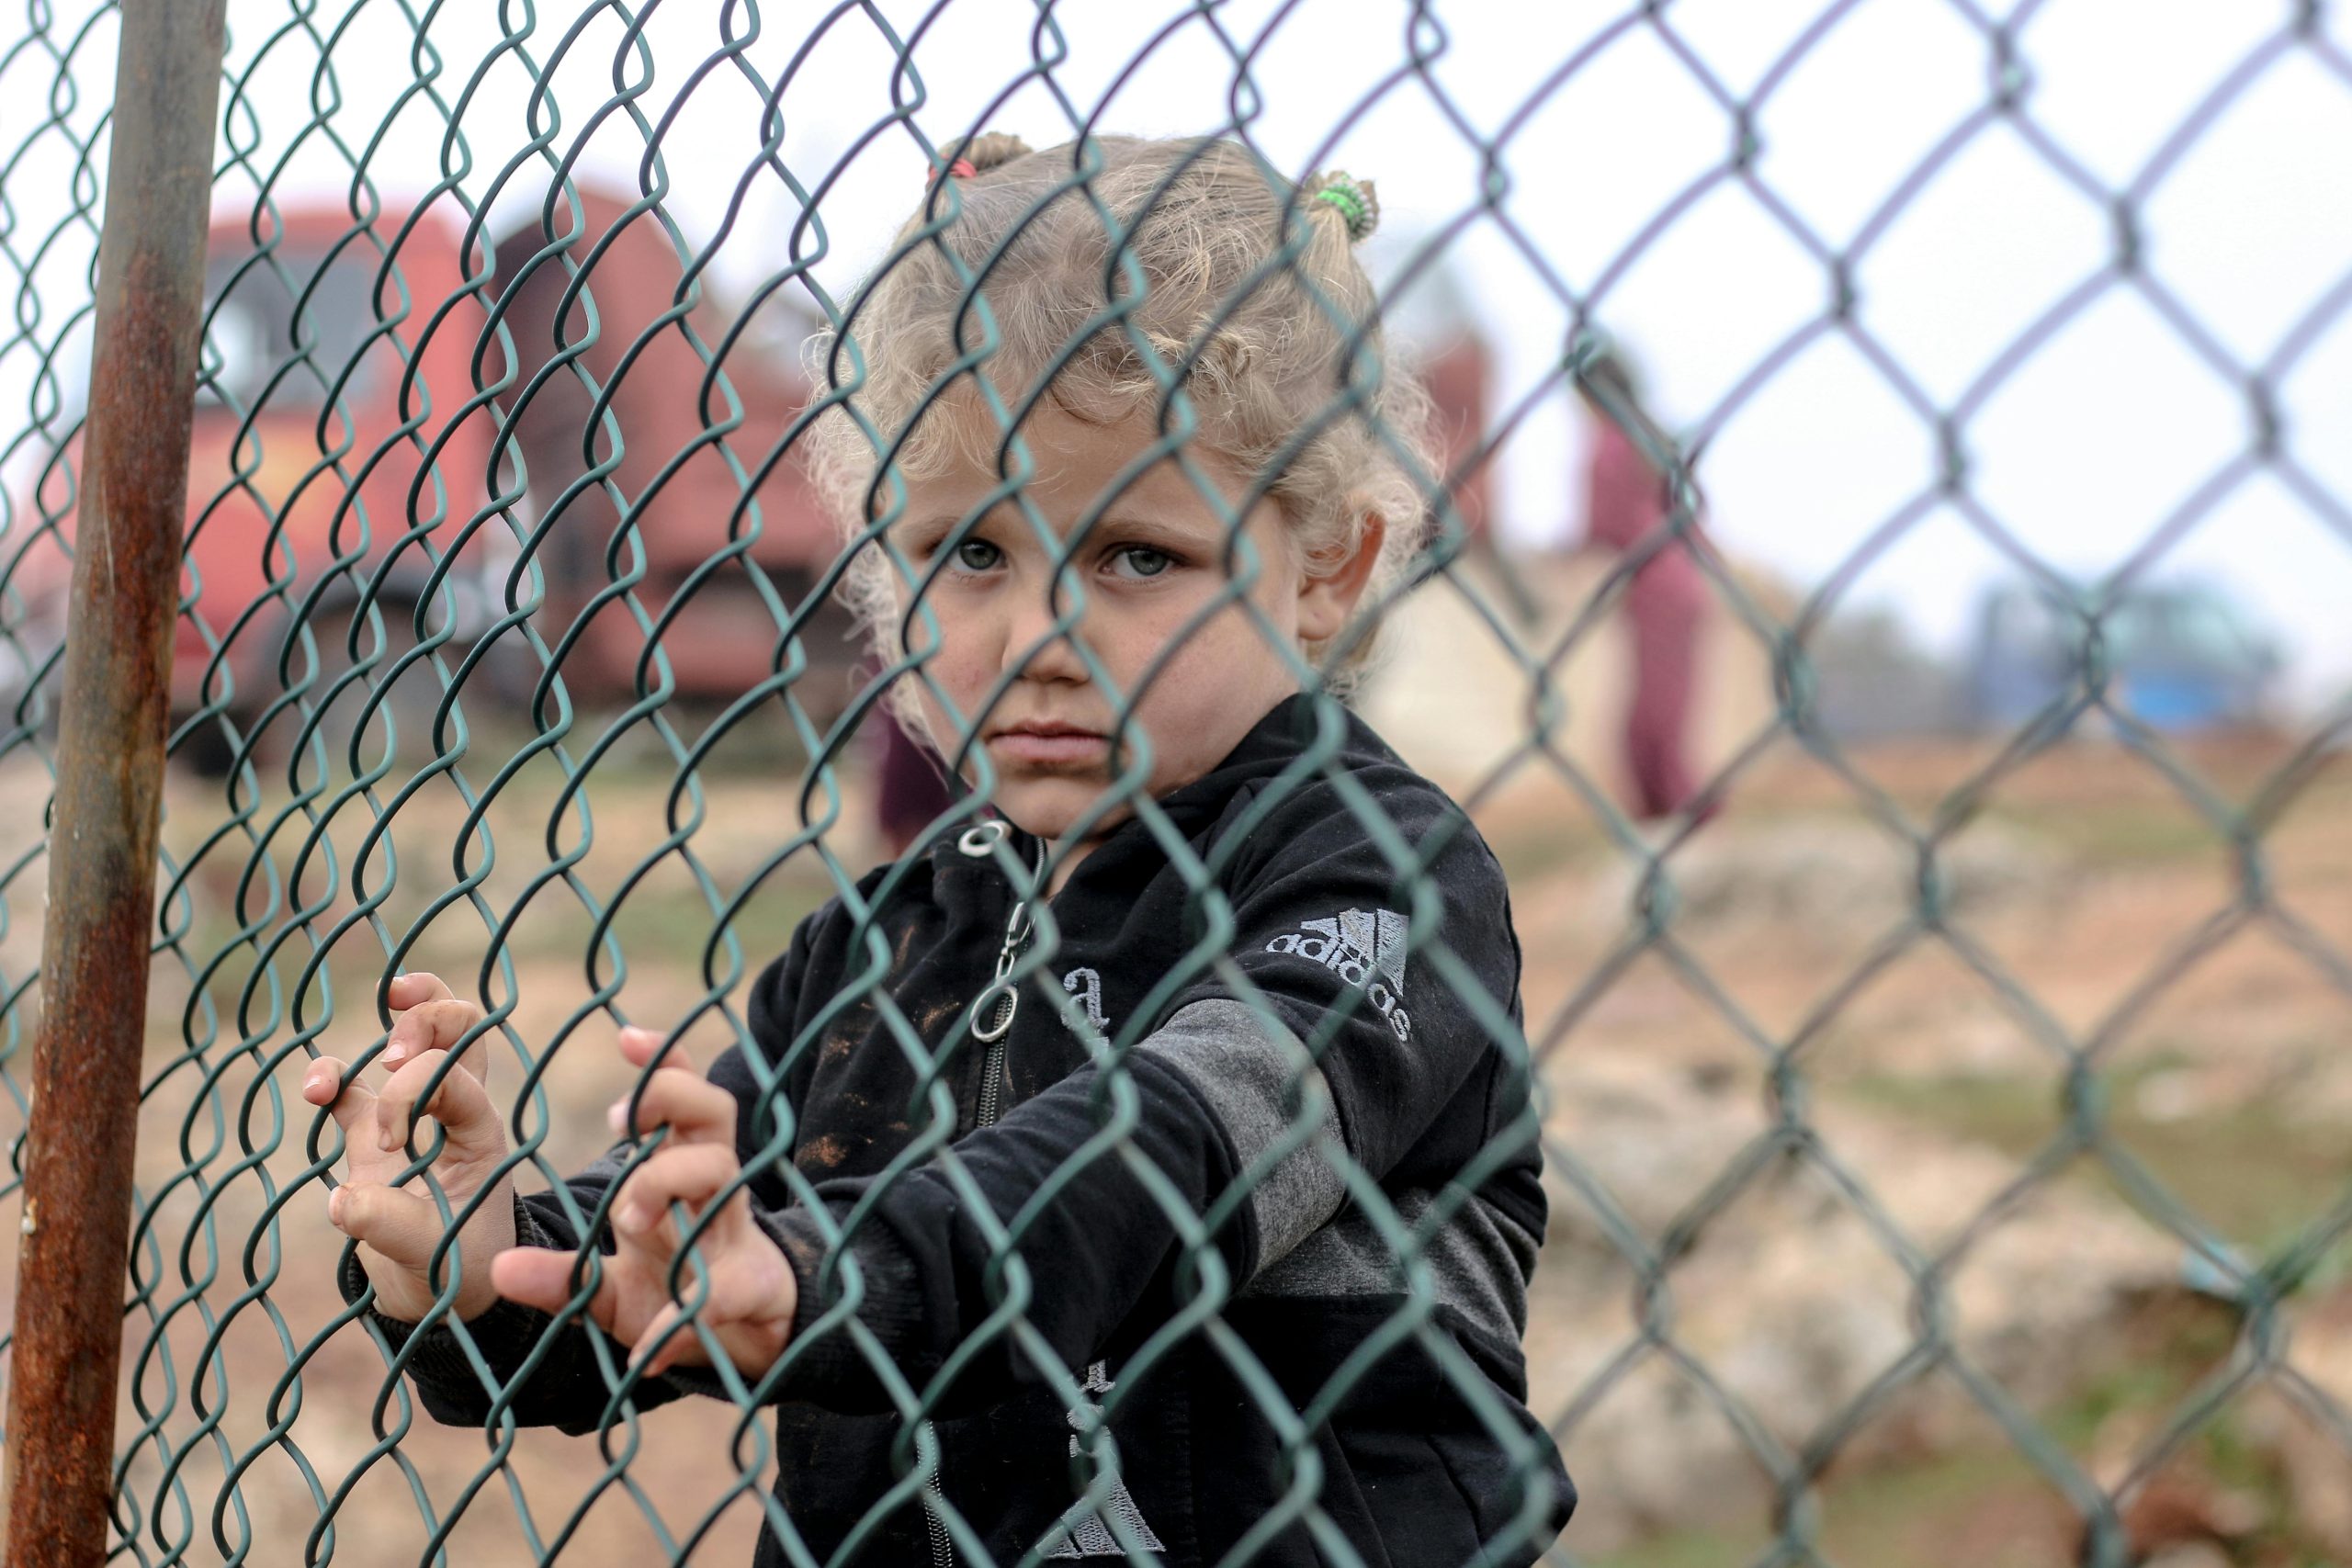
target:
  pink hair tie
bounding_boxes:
[929,156,978,186]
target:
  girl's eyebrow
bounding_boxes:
[1087,512,1209,543]
[901,510,989,552]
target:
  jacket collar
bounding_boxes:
[934,691,1393,886]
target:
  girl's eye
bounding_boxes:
[953,539,1002,572]
[1112,547,1173,580]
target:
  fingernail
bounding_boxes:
[615,1201,644,1231]
[607,1100,629,1136]
[327,1189,345,1225]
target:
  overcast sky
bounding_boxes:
[5,0,2348,708]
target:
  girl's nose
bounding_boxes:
[1001,582,1092,685]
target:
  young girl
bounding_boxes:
[307,132,1574,1566]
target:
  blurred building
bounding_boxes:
[1360,251,1778,807]
[1807,607,1965,742]
[1378,249,1498,546]
[1360,550,1784,810]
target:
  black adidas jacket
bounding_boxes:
[348,694,1576,1565]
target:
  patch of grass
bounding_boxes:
[2044,1291,2242,1449]
[1981,803,2224,869]
[1841,1065,2352,1250]
[1490,815,1609,886]
[1589,1292,2327,1568]
[503,876,832,973]
[1483,790,2221,892]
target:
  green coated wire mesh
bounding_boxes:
[2,1,2351,1563]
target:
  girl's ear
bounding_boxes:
[1296,506,1386,645]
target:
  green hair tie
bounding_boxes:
[1310,171,1379,243]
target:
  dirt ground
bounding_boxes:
[1,718,2347,1566]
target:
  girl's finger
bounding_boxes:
[616,1024,695,1077]
[629,1296,697,1375]
[302,1055,351,1109]
[631,1213,795,1376]
[610,1066,737,1146]
[491,1245,617,1325]
[389,971,456,1008]
[383,998,491,1074]
[330,1182,463,1278]
[610,1143,741,1240]
[303,1057,380,1137]
[373,1047,499,1155]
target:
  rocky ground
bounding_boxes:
[1480,729,2352,1566]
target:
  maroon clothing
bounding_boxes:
[1586,421,1705,609]
[1584,419,1708,819]
[876,706,953,853]
[1624,601,1702,821]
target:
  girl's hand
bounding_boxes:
[490,1026,797,1381]
[305,972,515,1325]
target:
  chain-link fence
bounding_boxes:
[3,1,2351,1563]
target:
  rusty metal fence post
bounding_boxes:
[0,4,228,1563]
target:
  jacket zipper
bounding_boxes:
[926,829,1039,1567]
[970,892,1030,1131]
[920,1420,956,1568]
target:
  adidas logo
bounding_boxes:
[1265,908,1412,1041]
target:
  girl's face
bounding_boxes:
[893,400,1378,856]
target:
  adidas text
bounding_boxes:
[1265,908,1412,1041]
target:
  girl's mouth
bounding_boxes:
[986,723,1109,767]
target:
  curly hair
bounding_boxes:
[800,132,1440,695]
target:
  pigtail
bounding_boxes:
[1301,169,1380,243]
[939,131,1035,178]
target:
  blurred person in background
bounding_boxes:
[1577,347,1713,822]
[868,671,956,855]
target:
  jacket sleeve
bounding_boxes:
[341,909,826,1434]
[763,774,1524,1417]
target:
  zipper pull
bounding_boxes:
[971,897,1028,1043]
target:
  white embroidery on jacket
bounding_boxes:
[1037,1360,1166,1559]
[1063,966,1111,1035]
[1263,907,1412,1040]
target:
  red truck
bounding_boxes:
[8,187,856,775]
[485,186,858,729]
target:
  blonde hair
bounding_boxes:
[801,132,1439,694]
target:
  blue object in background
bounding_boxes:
[1965,580,2282,734]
